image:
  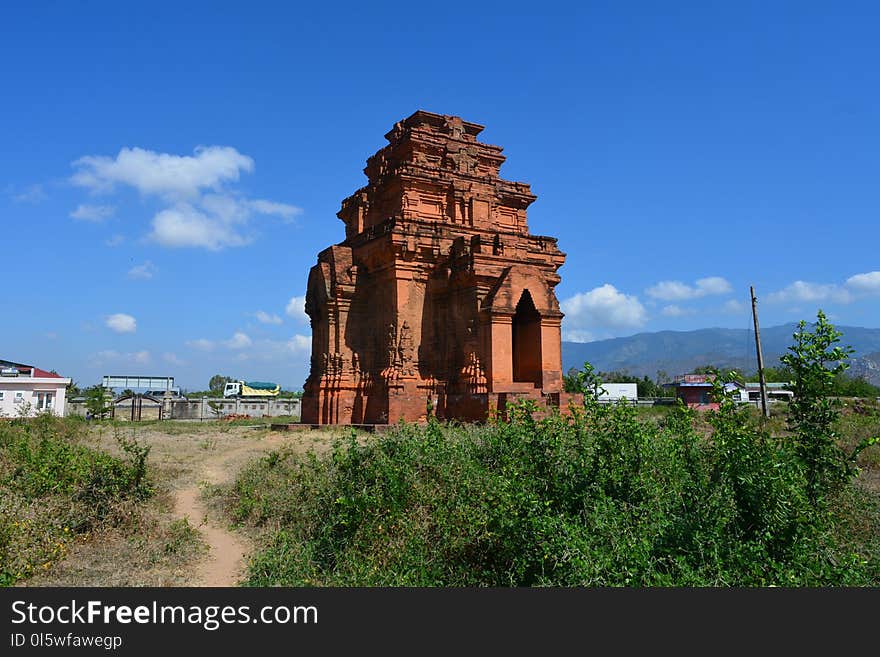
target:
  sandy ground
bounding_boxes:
[167,428,296,586]
[22,422,338,587]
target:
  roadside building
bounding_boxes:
[664,373,793,409]
[597,382,638,402]
[743,382,794,403]
[724,381,749,403]
[0,359,71,417]
[663,374,719,409]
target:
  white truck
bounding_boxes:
[222,380,281,398]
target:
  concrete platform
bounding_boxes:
[270,423,392,433]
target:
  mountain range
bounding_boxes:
[561,324,880,385]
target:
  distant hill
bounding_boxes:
[850,351,880,387]
[562,324,880,385]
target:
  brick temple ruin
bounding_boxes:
[301,110,568,424]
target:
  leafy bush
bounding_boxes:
[231,404,879,586]
[227,313,880,587]
[0,415,153,585]
[781,311,879,504]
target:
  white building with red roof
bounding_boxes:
[0,359,72,417]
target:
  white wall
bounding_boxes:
[724,383,747,402]
[0,379,70,417]
[598,383,638,401]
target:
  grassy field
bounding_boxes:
[220,397,880,587]
[3,398,878,587]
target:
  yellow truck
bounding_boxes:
[222,380,281,398]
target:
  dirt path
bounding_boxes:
[172,432,286,586]
[175,486,248,586]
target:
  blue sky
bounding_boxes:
[2,1,878,391]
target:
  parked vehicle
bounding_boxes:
[223,380,281,398]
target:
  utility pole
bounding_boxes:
[750,285,770,419]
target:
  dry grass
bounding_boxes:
[21,495,206,587]
[18,422,342,586]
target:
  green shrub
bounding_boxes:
[227,313,880,587]
[229,397,878,586]
[0,415,153,585]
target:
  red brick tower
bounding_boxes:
[301,111,566,424]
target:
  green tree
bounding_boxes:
[760,365,794,383]
[637,375,664,398]
[84,385,112,419]
[780,310,877,504]
[567,361,606,402]
[209,374,232,395]
[562,367,582,393]
[831,372,880,397]
[66,379,82,397]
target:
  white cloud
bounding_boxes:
[188,332,307,365]
[661,304,695,317]
[766,281,852,305]
[163,352,187,366]
[127,261,157,280]
[645,281,694,301]
[188,332,252,351]
[722,299,747,314]
[12,184,47,204]
[70,204,115,222]
[287,334,311,353]
[187,338,215,351]
[286,295,309,324]
[70,145,299,251]
[91,350,150,367]
[199,194,301,223]
[224,334,311,361]
[561,284,647,341]
[149,203,251,250]
[646,276,732,301]
[146,195,300,250]
[105,313,137,333]
[224,332,252,349]
[563,329,595,343]
[198,193,252,224]
[695,276,732,295]
[645,281,692,301]
[249,199,302,221]
[846,271,880,294]
[255,311,283,325]
[71,146,254,199]
[147,195,298,250]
